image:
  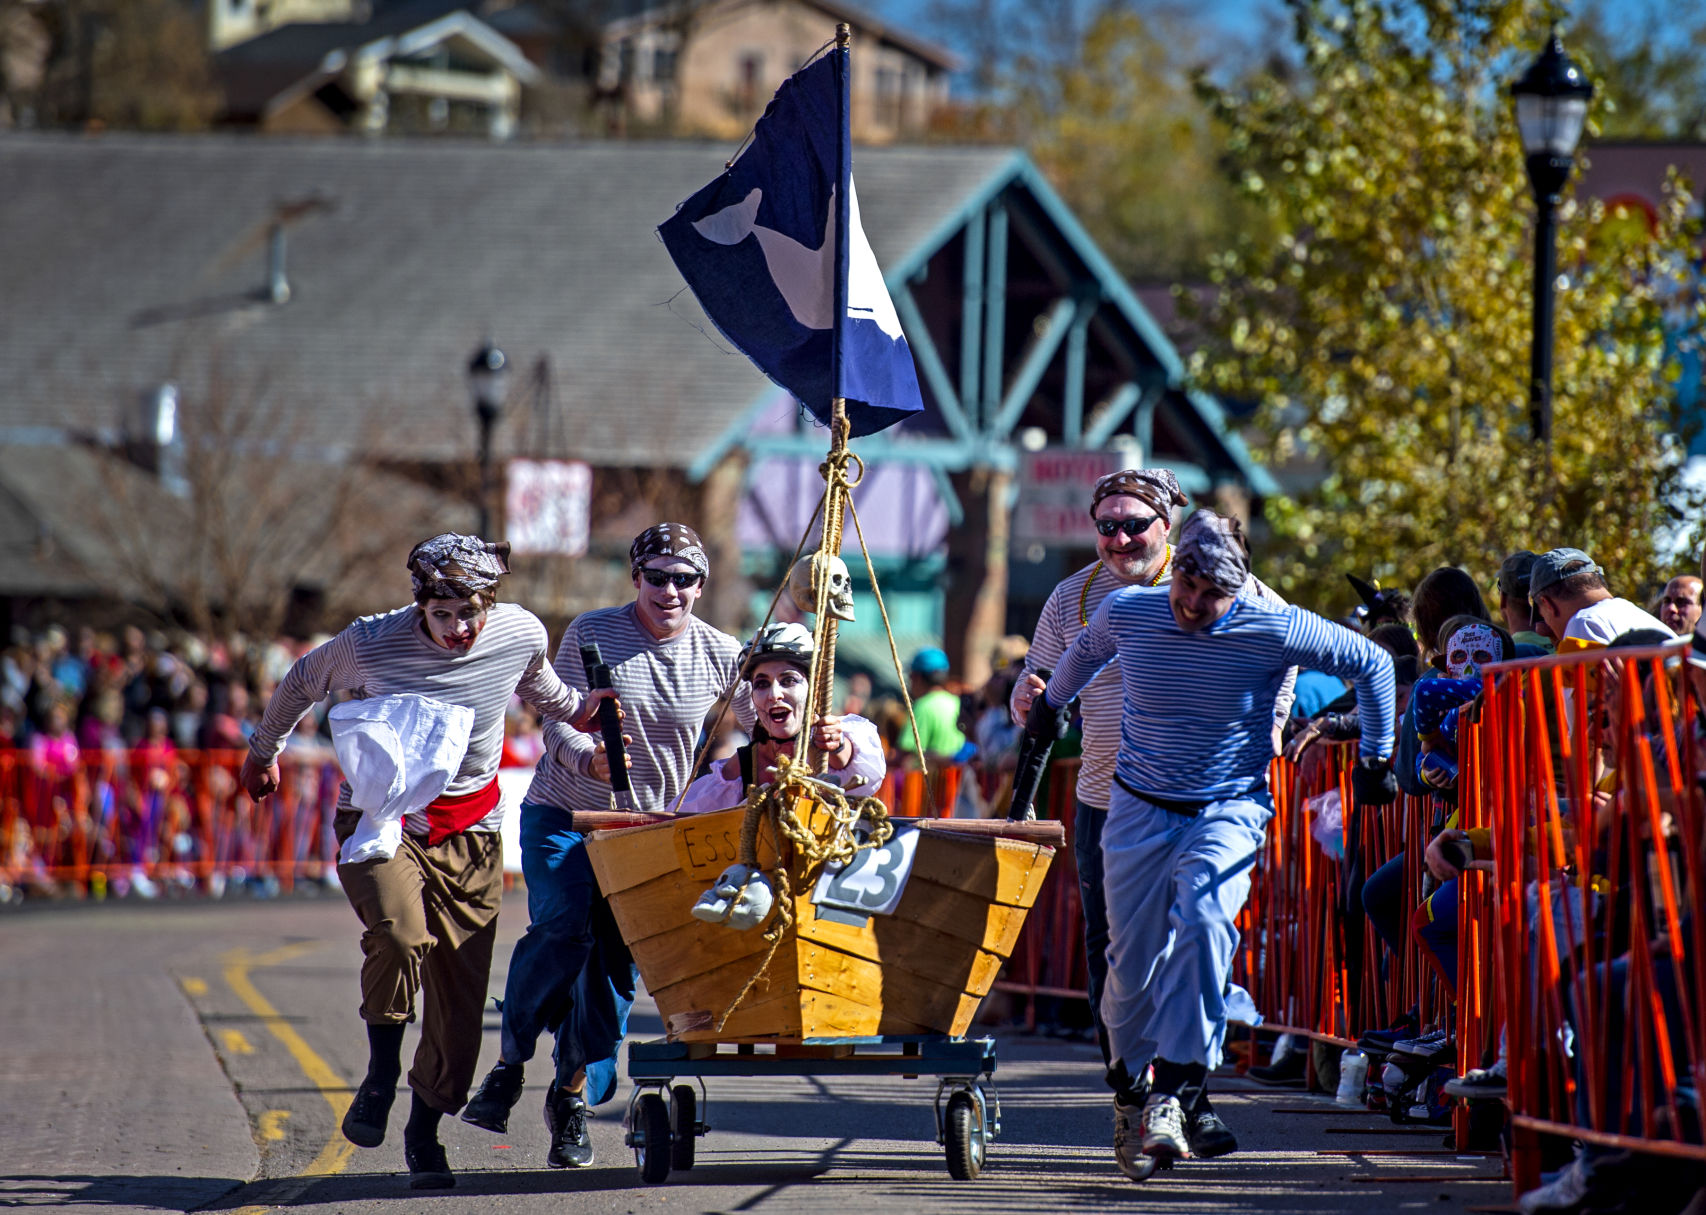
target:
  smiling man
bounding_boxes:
[239,534,611,1190]
[1008,468,1290,1159]
[1030,510,1395,1183]
[464,522,750,1170]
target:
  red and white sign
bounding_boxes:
[506,459,592,556]
[1013,449,1124,544]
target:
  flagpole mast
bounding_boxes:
[809,22,854,771]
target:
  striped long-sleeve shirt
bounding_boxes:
[525,603,750,815]
[1047,586,1393,801]
[1014,559,1298,809]
[249,603,585,835]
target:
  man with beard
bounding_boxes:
[463,523,749,1170]
[1028,510,1395,1183]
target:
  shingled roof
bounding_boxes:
[0,134,1014,471]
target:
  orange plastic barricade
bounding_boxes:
[1235,749,1452,1065]
[993,757,1089,1028]
[0,748,343,898]
[1474,645,1706,1190]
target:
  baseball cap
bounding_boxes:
[1527,548,1602,607]
[910,647,951,677]
[1497,550,1539,600]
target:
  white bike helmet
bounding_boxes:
[739,621,815,676]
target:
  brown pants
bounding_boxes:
[337,817,503,1114]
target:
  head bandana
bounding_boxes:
[407,534,511,600]
[1173,510,1250,595]
[1089,468,1188,524]
[630,522,710,580]
[1443,622,1502,679]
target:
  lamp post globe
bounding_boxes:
[1511,32,1593,454]
[467,340,508,537]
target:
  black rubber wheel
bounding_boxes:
[634,1092,672,1184]
[670,1085,697,1171]
[943,1091,986,1180]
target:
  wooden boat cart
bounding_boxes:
[621,1034,1001,1183]
[585,807,1061,1185]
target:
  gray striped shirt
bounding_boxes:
[250,602,585,835]
[525,603,748,815]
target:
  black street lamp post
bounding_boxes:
[1511,32,1594,456]
[467,340,509,537]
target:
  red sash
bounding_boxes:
[425,776,502,846]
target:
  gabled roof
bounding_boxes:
[604,0,959,72]
[0,134,1012,469]
[217,6,539,119]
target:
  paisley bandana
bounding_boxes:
[1443,622,1503,680]
[1089,468,1188,524]
[1173,510,1250,595]
[406,534,510,600]
[629,522,710,580]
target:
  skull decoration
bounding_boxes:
[788,551,856,622]
[690,863,776,931]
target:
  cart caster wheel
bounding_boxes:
[634,1092,672,1184]
[670,1085,697,1171]
[943,1091,986,1180]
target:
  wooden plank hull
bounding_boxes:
[585,801,1056,1042]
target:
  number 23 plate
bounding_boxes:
[810,826,920,918]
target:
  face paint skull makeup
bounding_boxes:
[1445,622,1502,680]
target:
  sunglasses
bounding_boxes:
[1095,515,1162,538]
[640,569,702,589]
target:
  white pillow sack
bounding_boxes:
[329,694,476,864]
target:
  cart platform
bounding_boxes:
[623,1035,1002,1182]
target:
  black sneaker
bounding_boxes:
[1246,1051,1305,1086]
[1187,1107,1239,1158]
[462,1060,526,1133]
[342,1077,396,1148]
[545,1082,594,1169]
[404,1138,455,1190]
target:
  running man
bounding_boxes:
[1010,468,1292,1163]
[239,534,612,1190]
[1028,510,1395,1182]
[463,522,748,1169]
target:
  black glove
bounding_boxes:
[1350,757,1397,806]
[1024,690,1071,742]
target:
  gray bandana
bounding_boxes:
[1090,468,1188,524]
[630,522,710,579]
[407,534,511,599]
[1174,510,1250,595]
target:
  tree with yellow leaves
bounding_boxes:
[1188,0,1704,607]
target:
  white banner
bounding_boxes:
[506,459,592,556]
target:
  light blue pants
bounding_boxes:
[1099,783,1271,1073]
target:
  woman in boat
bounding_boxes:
[678,621,885,814]
[239,534,612,1191]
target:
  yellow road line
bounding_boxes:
[222,944,359,1179]
[181,977,208,996]
[258,1110,292,1141]
[221,1029,255,1056]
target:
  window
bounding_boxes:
[738,52,763,109]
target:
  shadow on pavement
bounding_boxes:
[0,1174,247,1210]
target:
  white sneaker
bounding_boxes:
[1112,1097,1159,1181]
[1140,1093,1191,1161]
[1517,1160,1589,1213]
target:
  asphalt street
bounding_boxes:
[0,890,1507,1214]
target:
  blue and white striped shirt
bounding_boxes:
[1047,586,1394,801]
